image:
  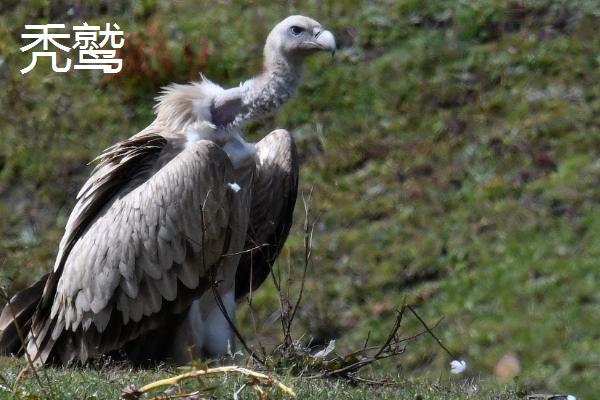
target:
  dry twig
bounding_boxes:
[121,365,295,399]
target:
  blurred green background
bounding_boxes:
[1,0,599,397]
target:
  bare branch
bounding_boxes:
[406,305,456,360]
[289,188,320,330]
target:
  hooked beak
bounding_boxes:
[308,27,336,57]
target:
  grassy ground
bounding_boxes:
[1,0,599,398]
[0,357,522,400]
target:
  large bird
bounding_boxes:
[0,15,335,365]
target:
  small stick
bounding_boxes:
[133,365,295,398]
[406,304,456,359]
[373,304,405,359]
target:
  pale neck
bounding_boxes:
[262,54,304,85]
[235,56,304,125]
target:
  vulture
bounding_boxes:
[0,15,335,365]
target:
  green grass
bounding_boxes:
[0,357,522,400]
[1,0,599,398]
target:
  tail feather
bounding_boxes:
[0,273,49,355]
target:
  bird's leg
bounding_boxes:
[201,288,237,358]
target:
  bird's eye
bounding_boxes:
[289,26,303,36]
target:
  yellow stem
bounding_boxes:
[138,365,296,398]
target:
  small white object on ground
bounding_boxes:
[567,395,577,400]
[227,182,241,192]
[450,359,467,374]
[314,340,336,359]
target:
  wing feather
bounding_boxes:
[235,129,299,300]
[24,132,236,365]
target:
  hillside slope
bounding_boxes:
[1,0,599,396]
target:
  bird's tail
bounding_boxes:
[0,273,49,355]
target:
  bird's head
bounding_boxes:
[264,15,336,66]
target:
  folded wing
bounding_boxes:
[235,129,299,300]
[9,131,237,365]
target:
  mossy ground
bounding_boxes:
[1,0,599,398]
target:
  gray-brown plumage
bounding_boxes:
[0,15,334,365]
[235,130,299,300]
